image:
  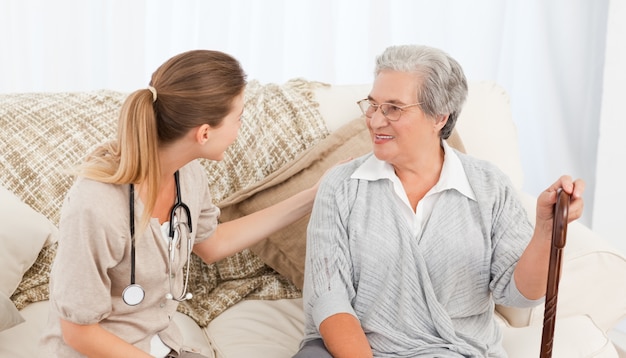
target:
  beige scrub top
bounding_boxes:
[38,160,219,357]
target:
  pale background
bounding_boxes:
[0,1,623,254]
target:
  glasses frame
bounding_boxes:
[356,98,422,122]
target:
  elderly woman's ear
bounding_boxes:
[435,114,449,129]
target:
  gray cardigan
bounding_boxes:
[302,151,540,357]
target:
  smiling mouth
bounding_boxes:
[375,134,394,140]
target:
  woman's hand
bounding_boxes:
[535,175,585,237]
[514,175,585,299]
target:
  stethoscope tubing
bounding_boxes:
[123,171,193,306]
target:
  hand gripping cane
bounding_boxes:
[539,188,571,358]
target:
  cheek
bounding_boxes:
[230,123,241,141]
[218,124,239,149]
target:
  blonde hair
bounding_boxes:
[76,50,247,228]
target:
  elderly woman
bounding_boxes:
[294,45,585,358]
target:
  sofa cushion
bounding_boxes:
[0,300,48,357]
[0,293,24,332]
[499,314,619,357]
[452,81,524,190]
[0,186,57,298]
[205,298,306,358]
[172,312,215,358]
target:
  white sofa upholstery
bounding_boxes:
[1,80,625,357]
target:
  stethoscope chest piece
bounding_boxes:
[122,283,145,306]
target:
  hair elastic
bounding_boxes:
[147,86,157,102]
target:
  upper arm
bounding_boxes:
[304,173,359,328]
[52,180,123,324]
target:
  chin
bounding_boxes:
[372,149,392,163]
[205,153,225,161]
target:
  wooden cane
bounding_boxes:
[539,188,571,358]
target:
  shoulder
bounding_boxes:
[60,177,128,231]
[66,177,128,209]
[315,153,372,208]
[455,151,511,186]
[322,153,372,184]
[454,151,521,214]
[179,160,208,186]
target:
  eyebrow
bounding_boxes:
[367,95,406,105]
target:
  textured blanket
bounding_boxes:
[4,79,330,326]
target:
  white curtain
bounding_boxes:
[0,0,608,228]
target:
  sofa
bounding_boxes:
[1,79,625,358]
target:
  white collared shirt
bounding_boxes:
[351,140,476,237]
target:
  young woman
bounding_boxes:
[39,50,318,357]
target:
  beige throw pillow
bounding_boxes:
[0,186,58,297]
[218,118,465,289]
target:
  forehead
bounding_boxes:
[370,70,420,104]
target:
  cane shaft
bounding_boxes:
[539,189,570,358]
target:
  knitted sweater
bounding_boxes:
[302,151,540,357]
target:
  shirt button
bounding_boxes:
[160,302,165,308]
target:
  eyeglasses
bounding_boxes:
[356,98,422,121]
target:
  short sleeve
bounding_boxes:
[50,178,127,324]
[182,161,220,244]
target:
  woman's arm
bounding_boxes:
[60,319,152,358]
[513,175,585,299]
[192,186,317,264]
[319,313,373,358]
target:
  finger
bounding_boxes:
[571,178,586,199]
[555,175,574,194]
[540,177,568,206]
[339,157,353,164]
[567,200,584,222]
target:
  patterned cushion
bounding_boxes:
[0,90,125,224]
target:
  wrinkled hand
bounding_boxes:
[535,175,585,235]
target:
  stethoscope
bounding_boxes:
[122,171,194,306]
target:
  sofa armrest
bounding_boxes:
[496,191,626,332]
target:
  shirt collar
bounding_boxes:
[351,140,476,201]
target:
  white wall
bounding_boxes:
[594,0,626,255]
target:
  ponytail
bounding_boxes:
[76,89,161,229]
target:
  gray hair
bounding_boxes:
[374,45,468,139]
